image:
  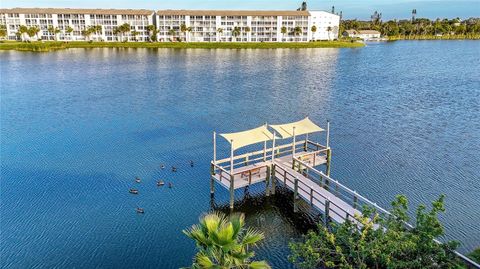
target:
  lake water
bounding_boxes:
[1,41,479,268]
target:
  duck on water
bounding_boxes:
[129,189,139,194]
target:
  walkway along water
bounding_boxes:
[209,117,480,268]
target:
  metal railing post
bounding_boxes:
[229,175,235,209]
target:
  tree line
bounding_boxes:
[340,16,480,39]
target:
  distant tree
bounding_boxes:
[168,28,176,41]
[245,26,251,41]
[118,23,131,42]
[48,25,61,41]
[0,24,6,40]
[81,28,93,41]
[326,26,332,40]
[27,26,40,41]
[65,26,74,41]
[371,10,382,25]
[310,25,317,40]
[18,25,28,41]
[217,27,224,41]
[93,25,102,41]
[232,26,241,41]
[293,26,302,41]
[180,23,188,41]
[289,195,462,269]
[131,30,139,41]
[183,212,270,269]
[281,26,287,41]
[146,24,157,42]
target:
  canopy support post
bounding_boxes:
[211,131,216,196]
[263,141,267,162]
[292,126,296,158]
[271,131,276,162]
[230,140,234,209]
[326,121,331,177]
[326,120,330,148]
[304,133,308,151]
[230,140,234,174]
[213,131,217,165]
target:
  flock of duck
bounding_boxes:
[130,160,194,214]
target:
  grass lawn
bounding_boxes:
[0,40,364,52]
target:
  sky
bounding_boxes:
[1,0,479,20]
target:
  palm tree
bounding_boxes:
[180,23,188,42]
[81,28,92,41]
[186,27,192,42]
[217,28,224,42]
[47,25,55,40]
[48,25,60,41]
[146,24,156,42]
[18,25,28,41]
[93,25,102,41]
[116,23,131,42]
[311,25,317,41]
[131,30,139,41]
[27,26,40,41]
[293,26,302,41]
[245,26,251,42]
[232,26,241,42]
[168,28,176,41]
[281,26,287,41]
[0,25,6,40]
[327,26,332,40]
[65,26,74,41]
[183,212,270,269]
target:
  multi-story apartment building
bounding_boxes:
[156,10,339,42]
[0,8,154,41]
[0,8,339,42]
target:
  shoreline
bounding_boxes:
[0,41,364,52]
[386,35,480,41]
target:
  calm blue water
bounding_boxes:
[1,41,479,268]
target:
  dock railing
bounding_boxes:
[214,140,326,172]
[273,162,360,225]
[291,157,480,269]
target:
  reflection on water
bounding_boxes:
[1,42,479,268]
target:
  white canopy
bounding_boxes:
[270,117,324,139]
[219,125,278,150]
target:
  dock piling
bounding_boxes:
[324,200,331,226]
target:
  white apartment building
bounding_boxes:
[0,8,339,42]
[156,10,339,42]
[0,8,154,41]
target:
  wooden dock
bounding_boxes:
[209,118,480,269]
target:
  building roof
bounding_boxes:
[0,8,154,15]
[358,30,381,34]
[270,117,324,139]
[220,125,278,151]
[344,29,357,35]
[156,9,310,16]
[344,29,381,35]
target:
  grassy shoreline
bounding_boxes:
[0,40,364,52]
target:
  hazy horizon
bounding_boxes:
[1,0,479,20]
